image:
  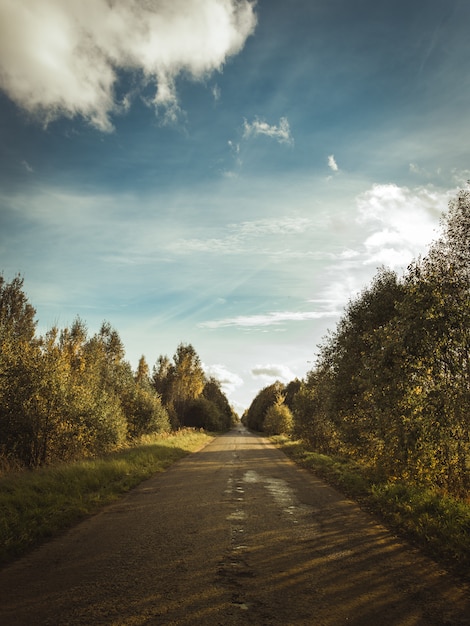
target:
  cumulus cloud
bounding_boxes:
[199,310,339,329]
[251,364,295,382]
[328,154,339,172]
[356,183,451,269]
[204,363,243,394]
[0,0,257,130]
[243,116,293,144]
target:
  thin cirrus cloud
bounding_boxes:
[0,0,257,130]
[243,116,293,145]
[199,310,339,330]
[166,216,313,255]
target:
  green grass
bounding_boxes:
[0,429,212,565]
[273,436,470,580]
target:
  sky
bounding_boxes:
[1,0,470,413]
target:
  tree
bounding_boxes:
[293,372,337,452]
[263,394,293,436]
[202,377,235,430]
[243,381,285,431]
[182,397,222,431]
[172,343,205,406]
[0,274,37,345]
[153,343,206,426]
[122,385,170,438]
[308,268,405,458]
[0,275,40,465]
[135,355,151,387]
[291,188,470,496]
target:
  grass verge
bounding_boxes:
[0,429,212,566]
[273,436,470,580]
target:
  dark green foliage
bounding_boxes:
[284,378,301,412]
[202,377,236,430]
[181,397,223,430]
[243,381,285,431]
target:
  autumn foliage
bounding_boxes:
[0,279,234,468]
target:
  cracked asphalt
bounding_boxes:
[0,426,469,625]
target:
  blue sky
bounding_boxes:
[1,0,470,412]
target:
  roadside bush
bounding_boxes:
[122,386,170,438]
[263,400,293,436]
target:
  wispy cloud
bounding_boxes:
[199,310,339,330]
[0,0,257,130]
[243,116,293,145]
[212,84,221,102]
[166,216,313,255]
[21,160,34,173]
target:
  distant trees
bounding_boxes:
[243,381,284,431]
[152,345,236,431]
[0,277,233,469]
[243,381,293,435]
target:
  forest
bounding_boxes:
[2,187,470,503]
[0,283,236,469]
[243,188,470,500]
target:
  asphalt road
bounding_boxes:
[0,426,469,625]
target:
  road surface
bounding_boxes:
[0,427,469,625]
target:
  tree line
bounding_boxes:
[244,188,470,499]
[0,280,236,468]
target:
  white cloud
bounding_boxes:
[199,310,339,329]
[328,154,339,172]
[0,0,257,130]
[204,363,243,395]
[356,183,451,269]
[251,364,295,382]
[243,116,293,144]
